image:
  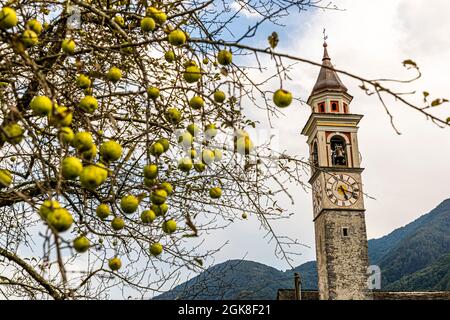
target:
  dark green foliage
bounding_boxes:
[375,199,450,286]
[154,260,317,300]
[155,199,450,299]
[386,254,450,291]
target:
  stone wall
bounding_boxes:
[277,289,450,300]
[315,210,371,299]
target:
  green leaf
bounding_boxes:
[268,32,279,49]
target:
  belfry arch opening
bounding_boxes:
[330,136,347,166]
[311,141,319,168]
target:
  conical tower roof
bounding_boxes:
[310,42,347,96]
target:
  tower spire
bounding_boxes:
[310,42,347,97]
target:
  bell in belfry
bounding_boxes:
[333,145,346,166]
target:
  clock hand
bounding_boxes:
[338,186,349,200]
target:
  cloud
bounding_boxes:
[202,0,450,271]
[230,1,262,19]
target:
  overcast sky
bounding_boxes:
[199,0,450,271]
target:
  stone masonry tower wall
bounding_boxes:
[302,42,372,300]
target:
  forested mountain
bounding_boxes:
[155,199,450,299]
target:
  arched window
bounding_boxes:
[330,136,347,166]
[318,102,325,113]
[311,141,319,167]
[343,103,348,114]
[331,101,339,112]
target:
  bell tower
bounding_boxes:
[301,42,372,300]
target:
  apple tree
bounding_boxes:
[0,0,448,299]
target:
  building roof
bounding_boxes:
[276,289,450,300]
[310,42,348,97]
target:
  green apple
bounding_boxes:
[80,164,107,189]
[194,162,206,173]
[79,95,98,113]
[47,208,73,232]
[21,29,38,47]
[0,7,17,29]
[30,95,52,116]
[39,199,60,220]
[100,140,122,162]
[209,187,222,199]
[235,136,254,155]
[157,138,170,151]
[183,65,201,83]
[143,164,158,179]
[107,67,122,82]
[140,209,156,223]
[141,17,155,32]
[48,106,73,127]
[76,74,91,89]
[26,19,42,34]
[242,212,248,219]
[151,203,168,216]
[213,90,226,103]
[164,50,175,63]
[168,29,186,46]
[217,50,232,65]
[162,219,177,234]
[150,189,167,205]
[149,142,165,156]
[61,157,83,180]
[72,131,94,151]
[108,257,122,271]
[1,123,24,145]
[120,195,139,214]
[111,217,125,230]
[73,236,90,253]
[178,131,194,149]
[61,39,76,55]
[96,203,110,220]
[183,60,197,68]
[189,96,204,110]
[186,124,200,137]
[204,123,217,139]
[147,86,160,99]
[150,242,163,256]
[201,149,215,165]
[113,15,124,27]
[178,157,193,172]
[160,182,173,195]
[273,89,293,108]
[165,107,182,124]
[81,144,97,160]
[146,7,167,25]
[0,169,12,188]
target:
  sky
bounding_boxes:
[196,0,450,272]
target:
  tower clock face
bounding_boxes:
[312,179,323,215]
[326,174,360,207]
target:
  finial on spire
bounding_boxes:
[309,34,348,97]
[323,28,328,47]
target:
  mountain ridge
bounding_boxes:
[155,198,450,299]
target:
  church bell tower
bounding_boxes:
[301,42,371,300]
